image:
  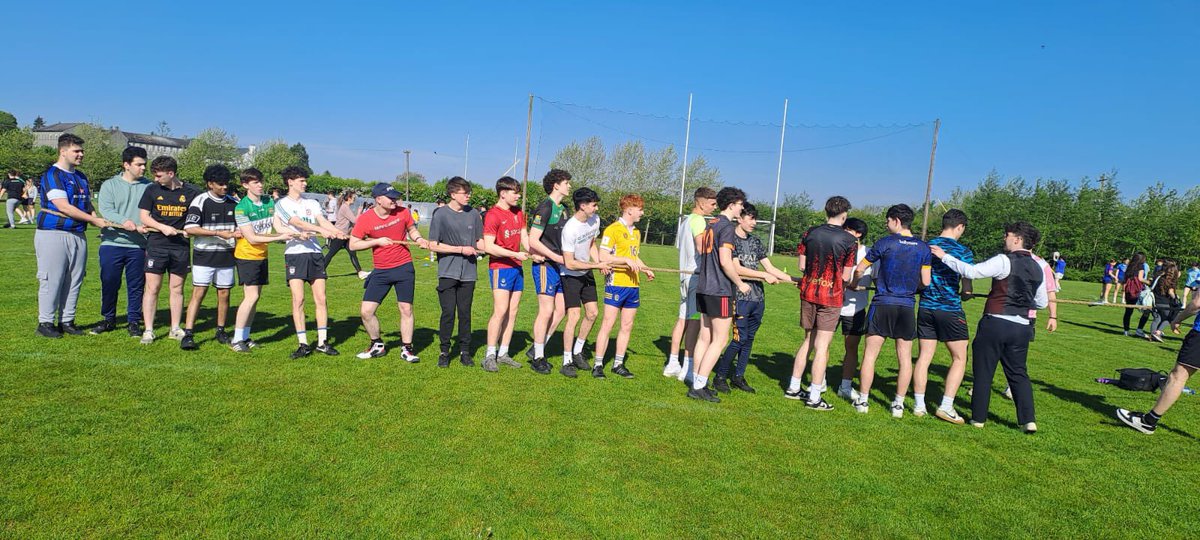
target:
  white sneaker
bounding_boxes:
[1024,422,1038,434]
[1116,408,1156,434]
[891,404,904,418]
[1002,387,1013,400]
[168,327,186,340]
[854,399,869,414]
[399,346,420,363]
[357,271,371,280]
[140,330,155,345]
[662,361,681,378]
[837,386,855,401]
[676,360,691,382]
[913,405,928,418]
[970,421,986,428]
[935,407,965,425]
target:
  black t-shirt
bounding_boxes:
[530,197,568,256]
[4,178,25,199]
[697,215,738,297]
[797,223,858,307]
[139,182,201,248]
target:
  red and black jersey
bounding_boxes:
[797,223,857,307]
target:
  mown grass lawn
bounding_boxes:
[1,225,1197,538]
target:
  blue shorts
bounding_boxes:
[489,267,524,292]
[532,262,562,296]
[604,285,641,308]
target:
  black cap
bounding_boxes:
[371,183,402,200]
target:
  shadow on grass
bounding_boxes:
[1061,319,1130,336]
[1032,377,1198,440]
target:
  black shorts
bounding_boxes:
[363,264,415,304]
[1177,329,1200,369]
[236,258,269,286]
[840,311,868,336]
[145,244,190,276]
[697,293,735,319]
[867,303,917,340]
[916,308,970,342]
[562,271,598,309]
[284,252,327,282]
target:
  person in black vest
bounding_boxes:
[929,221,1048,434]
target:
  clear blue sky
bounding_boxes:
[3,1,1196,205]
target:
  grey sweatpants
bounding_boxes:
[5,198,19,226]
[35,229,88,324]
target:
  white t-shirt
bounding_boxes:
[274,196,324,255]
[560,214,600,277]
[841,244,873,316]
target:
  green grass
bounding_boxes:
[1,226,1197,538]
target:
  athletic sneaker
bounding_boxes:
[89,320,116,335]
[730,376,755,393]
[357,270,371,280]
[460,352,475,367]
[215,328,232,345]
[1116,408,1156,434]
[712,377,731,393]
[357,341,387,359]
[1134,329,1147,338]
[180,333,198,351]
[806,398,834,411]
[612,365,634,379]
[783,388,809,401]
[60,321,84,335]
[230,341,252,353]
[531,358,552,375]
[686,387,720,403]
[592,366,606,379]
[140,329,155,345]
[290,344,312,359]
[572,352,590,370]
[497,354,522,369]
[246,338,259,349]
[168,327,186,341]
[836,386,855,401]
[37,322,63,339]
[891,404,904,418]
[676,364,690,383]
[913,406,928,418]
[128,322,143,338]
[662,361,682,378]
[400,346,419,363]
[970,421,986,428]
[315,343,340,356]
[526,347,537,362]
[1024,422,1038,434]
[560,364,578,378]
[1150,333,1164,343]
[482,354,499,372]
[437,352,451,368]
[935,408,965,425]
[1002,387,1013,400]
[854,399,869,414]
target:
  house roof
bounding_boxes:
[124,132,190,148]
[33,122,81,132]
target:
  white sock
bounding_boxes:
[940,395,954,411]
[498,344,509,357]
[563,353,572,367]
[296,331,308,345]
[573,338,585,354]
[914,393,926,409]
[235,327,247,342]
[840,378,852,392]
[693,374,708,390]
[614,355,624,367]
[594,354,603,368]
[808,383,824,403]
[486,346,497,358]
[534,342,544,358]
[893,394,904,407]
[683,356,692,372]
[317,327,328,345]
[669,354,679,366]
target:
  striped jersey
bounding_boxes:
[184,191,238,267]
[37,166,93,233]
[234,196,275,261]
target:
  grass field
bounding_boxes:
[1,225,1198,538]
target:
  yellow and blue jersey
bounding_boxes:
[600,219,641,288]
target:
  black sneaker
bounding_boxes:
[731,376,756,393]
[60,321,84,336]
[230,341,252,353]
[784,388,810,401]
[290,343,312,359]
[437,352,451,368]
[460,352,475,367]
[560,363,578,378]
[531,358,552,375]
[572,352,590,370]
[180,332,198,351]
[806,398,835,411]
[712,377,731,394]
[315,342,340,356]
[89,320,116,335]
[215,328,232,345]
[36,322,63,339]
[127,321,143,338]
[246,338,259,349]
[612,365,634,379]
[687,387,721,403]
[592,366,606,379]
[526,347,537,361]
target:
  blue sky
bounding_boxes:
[2,1,1195,205]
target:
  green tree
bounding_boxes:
[289,143,310,170]
[0,128,56,177]
[32,116,45,130]
[252,141,306,186]
[177,128,240,183]
[0,111,17,133]
[71,124,123,189]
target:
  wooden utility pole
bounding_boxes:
[403,150,411,201]
[920,118,941,240]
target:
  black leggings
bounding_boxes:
[323,237,361,272]
[437,278,476,354]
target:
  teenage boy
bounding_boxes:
[785,196,858,411]
[273,166,345,359]
[665,187,717,380]
[1116,290,1200,435]
[428,177,484,368]
[92,146,151,336]
[930,221,1048,433]
[835,218,872,400]
[482,176,532,372]
[349,183,428,361]
[853,204,932,417]
[913,209,975,424]
[177,164,241,350]
[230,167,294,352]
[34,134,108,338]
[713,203,789,393]
[558,187,610,378]
[527,169,572,374]
[593,194,655,379]
[688,187,751,403]
[138,156,200,344]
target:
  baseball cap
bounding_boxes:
[371,183,402,200]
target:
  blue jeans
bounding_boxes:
[99,245,146,324]
[717,300,764,379]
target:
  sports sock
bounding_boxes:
[808,383,824,403]
[563,353,572,367]
[668,354,679,366]
[534,342,544,358]
[498,344,509,357]
[486,346,497,358]
[682,355,692,373]
[573,338,585,354]
[914,393,926,410]
[296,331,308,345]
[1145,411,1162,426]
[893,394,904,407]
[234,327,247,342]
[940,395,954,411]
[693,374,708,390]
[840,378,852,392]
[615,355,625,367]
[594,354,603,368]
[788,376,803,393]
[317,327,328,345]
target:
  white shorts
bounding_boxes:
[193,265,235,288]
[1054,272,1064,281]
[678,274,700,320]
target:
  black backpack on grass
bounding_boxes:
[1116,368,1168,392]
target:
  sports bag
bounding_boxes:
[1116,368,1168,392]
[1137,277,1159,307]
